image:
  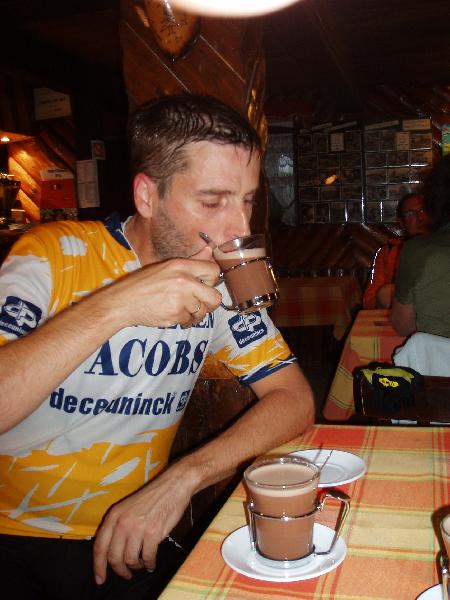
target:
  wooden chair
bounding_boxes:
[353,367,450,425]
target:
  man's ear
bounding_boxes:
[133,173,159,219]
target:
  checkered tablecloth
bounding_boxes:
[270,276,362,340]
[159,424,450,600]
[322,309,406,421]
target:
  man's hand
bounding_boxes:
[93,461,197,584]
[104,246,221,330]
[92,363,314,584]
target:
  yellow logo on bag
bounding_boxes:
[379,377,399,388]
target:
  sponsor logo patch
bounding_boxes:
[228,312,267,348]
[0,296,42,336]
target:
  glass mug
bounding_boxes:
[213,234,279,313]
[441,514,450,600]
[244,456,350,567]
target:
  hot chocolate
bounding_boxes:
[252,510,315,561]
[246,461,318,516]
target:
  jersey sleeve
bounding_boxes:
[208,285,297,385]
[0,232,52,345]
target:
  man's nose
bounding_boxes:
[223,205,251,240]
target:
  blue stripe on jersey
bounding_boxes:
[238,354,298,386]
[104,213,132,250]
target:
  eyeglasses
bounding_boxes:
[402,208,425,219]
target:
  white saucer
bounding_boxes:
[289,449,366,487]
[417,584,445,600]
[221,523,346,582]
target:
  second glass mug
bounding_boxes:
[244,456,350,567]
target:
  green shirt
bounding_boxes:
[395,223,450,337]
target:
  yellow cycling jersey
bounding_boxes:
[0,215,295,539]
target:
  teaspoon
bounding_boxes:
[199,231,217,249]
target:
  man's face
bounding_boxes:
[150,141,260,260]
[400,195,432,237]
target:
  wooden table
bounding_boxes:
[322,309,406,421]
[159,424,450,600]
[270,276,362,340]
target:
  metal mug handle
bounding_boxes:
[441,554,449,600]
[315,489,351,556]
[247,501,257,551]
[220,257,279,312]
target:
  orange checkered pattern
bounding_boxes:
[322,309,406,421]
[270,277,362,340]
[159,424,450,600]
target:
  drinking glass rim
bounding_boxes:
[244,456,319,489]
[216,233,265,253]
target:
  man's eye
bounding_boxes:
[202,201,220,209]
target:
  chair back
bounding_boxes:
[353,367,450,425]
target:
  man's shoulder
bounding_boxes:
[404,230,448,253]
[26,219,105,240]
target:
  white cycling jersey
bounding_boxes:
[0,215,295,539]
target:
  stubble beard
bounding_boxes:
[150,202,197,260]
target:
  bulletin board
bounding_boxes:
[294,117,434,224]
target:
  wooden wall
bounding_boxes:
[8,118,76,222]
[1,70,76,222]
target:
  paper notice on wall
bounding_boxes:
[396,132,410,150]
[76,160,100,208]
[330,132,344,152]
[34,87,72,120]
[402,118,431,131]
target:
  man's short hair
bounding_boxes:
[423,155,450,230]
[128,94,261,197]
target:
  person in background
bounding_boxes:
[0,94,314,600]
[363,192,432,309]
[391,155,450,337]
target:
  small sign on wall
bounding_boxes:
[34,88,72,120]
[76,160,100,208]
[91,140,106,160]
[40,168,76,209]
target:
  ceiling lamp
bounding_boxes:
[168,0,301,17]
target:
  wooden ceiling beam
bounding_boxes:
[0,31,125,111]
[301,0,362,110]
[0,0,117,23]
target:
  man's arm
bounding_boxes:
[92,362,314,582]
[390,297,416,336]
[0,251,220,433]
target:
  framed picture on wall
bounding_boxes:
[315,202,330,222]
[382,201,398,222]
[330,202,346,223]
[347,202,362,222]
[300,203,314,223]
[366,201,382,222]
